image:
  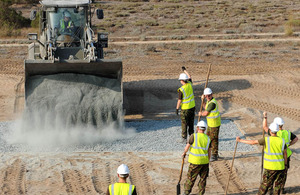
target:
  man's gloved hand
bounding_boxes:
[176,109,179,115]
[182,66,186,71]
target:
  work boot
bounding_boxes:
[177,137,187,144]
[210,155,218,162]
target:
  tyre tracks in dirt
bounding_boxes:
[250,81,300,99]
[91,158,115,194]
[61,169,96,194]
[91,152,155,195]
[210,80,300,121]
[0,158,26,194]
[218,92,300,121]
[210,160,247,194]
[127,162,154,194]
[239,98,297,119]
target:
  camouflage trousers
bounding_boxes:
[281,156,290,190]
[180,107,195,139]
[206,126,220,156]
[184,163,209,195]
[258,169,285,195]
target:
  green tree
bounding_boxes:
[0,0,30,29]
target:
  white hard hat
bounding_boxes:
[64,11,71,18]
[269,122,279,133]
[117,164,130,174]
[273,117,284,126]
[197,120,207,130]
[203,88,212,95]
[178,73,188,81]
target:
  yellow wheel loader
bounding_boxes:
[25,0,122,130]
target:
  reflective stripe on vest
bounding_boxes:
[277,129,292,157]
[188,133,210,165]
[178,81,195,110]
[109,183,135,195]
[264,137,285,170]
[205,98,221,127]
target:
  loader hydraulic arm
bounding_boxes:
[85,25,96,61]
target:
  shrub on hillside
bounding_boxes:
[0,0,31,36]
[285,16,300,36]
[135,19,159,26]
[30,11,40,28]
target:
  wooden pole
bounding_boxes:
[176,157,185,195]
[225,140,238,195]
[197,63,212,122]
[260,128,265,183]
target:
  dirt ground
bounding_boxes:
[0,33,299,194]
[1,0,300,191]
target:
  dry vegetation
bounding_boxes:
[1,0,300,38]
[0,1,300,194]
[93,0,300,37]
[103,40,300,72]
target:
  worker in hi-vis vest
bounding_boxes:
[176,66,196,144]
[58,10,74,35]
[198,87,221,162]
[107,164,137,195]
[236,122,287,195]
[263,112,298,194]
[182,120,211,195]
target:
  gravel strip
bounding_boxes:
[0,119,254,152]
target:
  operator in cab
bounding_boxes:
[57,10,75,36]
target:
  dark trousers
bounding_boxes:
[180,107,195,139]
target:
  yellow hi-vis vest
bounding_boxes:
[178,81,195,110]
[277,129,292,158]
[188,133,211,165]
[109,183,135,195]
[205,98,221,127]
[264,136,285,170]
[60,20,72,32]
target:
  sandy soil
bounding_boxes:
[0,33,300,195]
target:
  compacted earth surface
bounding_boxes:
[0,0,300,194]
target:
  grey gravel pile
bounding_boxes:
[24,74,122,130]
[0,119,254,152]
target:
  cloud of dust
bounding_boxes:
[4,73,136,149]
[5,118,136,148]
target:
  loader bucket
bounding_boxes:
[24,59,122,99]
[25,59,122,80]
[23,59,123,129]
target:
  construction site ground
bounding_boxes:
[0,32,300,194]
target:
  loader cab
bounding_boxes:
[28,0,107,61]
[48,7,87,47]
